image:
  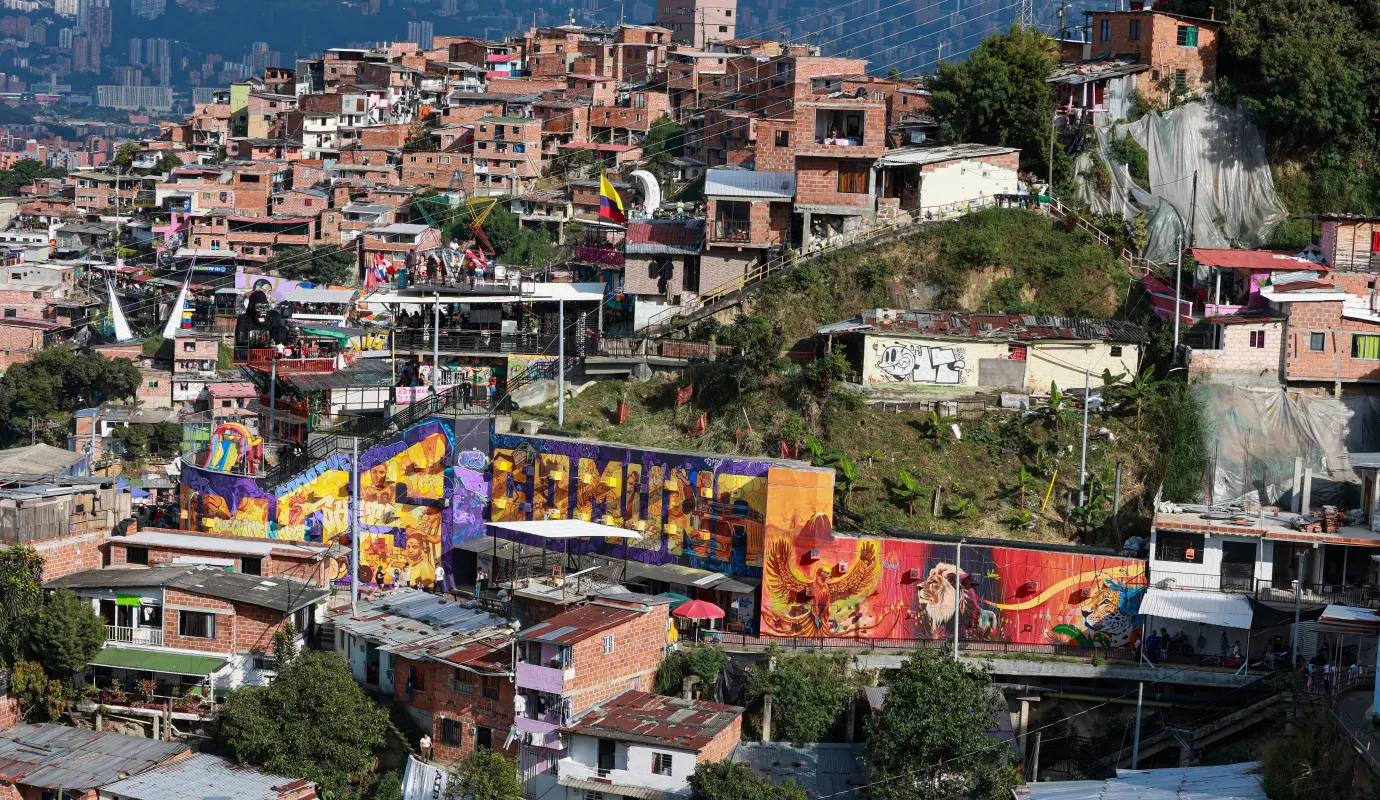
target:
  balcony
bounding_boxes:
[516,662,570,693]
[713,219,750,242]
[1151,569,1380,608]
[107,625,164,646]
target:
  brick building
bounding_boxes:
[0,477,129,582]
[47,564,328,692]
[701,169,794,294]
[109,528,332,586]
[1084,9,1221,102]
[655,0,736,47]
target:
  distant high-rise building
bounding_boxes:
[407,20,434,49]
[55,0,80,18]
[656,0,736,46]
[157,54,170,85]
[128,36,141,65]
[58,27,74,50]
[438,0,458,15]
[131,0,166,20]
[72,35,93,72]
[87,1,112,47]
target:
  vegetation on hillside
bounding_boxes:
[0,346,141,448]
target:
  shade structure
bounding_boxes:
[672,599,725,620]
[659,592,692,610]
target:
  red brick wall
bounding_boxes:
[394,654,517,764]
[696,715,743,764]
[109,541,325,585]
[795,156,874,208]
[1284,299,1380,383]
[565,604,668,713]
[163,588,236,655]
[705,198,789,248]
[1087,12,1219,93]
[33,530,106,582]
[754,118,795,172]
[0,694,21,730]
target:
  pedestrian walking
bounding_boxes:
[419,733,432,761]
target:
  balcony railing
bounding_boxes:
[392,331,562,355]
[714,219,750,242]
[1151,570,1380,608]
[107,625,164,646]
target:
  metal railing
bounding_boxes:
[713,219,751,242]
[1328,695,1380,778]
[107,625,164,646]
[392,330,559,355]
[1148,568,1256,594]
[1254,579,1380,608]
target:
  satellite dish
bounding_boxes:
[630,169,662,215]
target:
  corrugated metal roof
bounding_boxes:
[330,588,507,654]
[704,169,795,199]
[100,752,314,800]
[734,743,870,800]
[874,143,1019,167]
[0,724,189,791]
[1190,248,1327,272]
[625,220,705,255]
[1138,588,1253,629]
[817,309,1149,344]
[566,690,743,751]
[558,776,669,800]
[0,444,85,475]
[117,530,322,557]
[519,602,643,644]
[46,566,328,613]
[1015,762,1265,800]
[1317,604,1380,635]
[280,287,359,304]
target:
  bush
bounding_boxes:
[1107,129,1149,184]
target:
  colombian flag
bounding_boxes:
[599,175,626,224]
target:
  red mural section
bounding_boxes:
[761,528,1146,647]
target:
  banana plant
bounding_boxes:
[1004,465,1038,510]
[889,468,931,515]
[920,409,955,443]
[805,433,843,468]
[834,455,874,511]
[946,495,976,522]
[1118,365,1158,432]
[1007,509,1036,531]
[1038,382,1073,432]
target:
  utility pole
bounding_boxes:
[1047,1,1065,197]
[1078,368,1090,506]
[1132,682,1143,768]
[557,298,565,426]
[1292,551,1305,668]
[1172,231,1184,364]
[431,292,440,397]
[1187,169,1199,248]
[350,435,360,619]
[953,539,963,661]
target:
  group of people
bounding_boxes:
[1138,627,1243,667]
[1300,657,1362,693]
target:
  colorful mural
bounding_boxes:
[760,482,1145,646]
[179,417,492,590]
[489,434,833,579]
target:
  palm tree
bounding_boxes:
[889,468,930,515]
[834,455,873,511]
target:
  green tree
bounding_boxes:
[744,649,860,745]
[865,649,1019,800]
[267,245,357,286]
[271,620,299,668]
[448,749,523,800]
[0,159,66,195]
[718,314,786,391]
[30,588,106,680]
[654,646,727,696]
[1151,381,1209,504]
[113,141,140,173]
[8,659,66,722]
[0,346,140,446]
[641,114,687,187]
[113,426,152,461]
[688,760,807,800]
[154,152,184,173]
[0,545,44,665]
[219,651,387,797]
[927,25,1064,184]
[833,455,873,511]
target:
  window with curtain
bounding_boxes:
[1353,335,1380,360]
[837,161,868,194]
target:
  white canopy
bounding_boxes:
[488,519,641,541]
[1139,587,1254,629]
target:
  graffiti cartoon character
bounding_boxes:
[876,346,916,382]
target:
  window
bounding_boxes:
[178,610,216,638]
[1176,25,1199,46]
[454,669,475,694]
[126,546,149,565]
[775,130,789,147]
[2,309,13,318]
[1151,69,1160,82]
[602,634,615,654]
[1354,335,1380,360]
[221,399,232,408]
[837,161,868,194]
[652,752,674,776]
[718,25,728,32]
[442,718,463,745]
[1249,330,1266,349]
[410,665,425,692]
[1129,19,1141,40]
[1310,332,1326,352]
[725,9,732,15]
[240,557,262,576]
[1109,346,1123,357]
[182,341,195,352]
[482,675,500,700]
[1174,69,1187,89]
[476,726,492,750]
[1099,19,1110,42]
[1158,531,1204,563]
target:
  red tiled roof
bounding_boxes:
[207,382,257,398]
[1190,248,1328,272]
[565,691,743,751]
[430,637,512,674]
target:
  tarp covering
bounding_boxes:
[1196,384,1380,508]
[1138,587,1254,629]
[1076,99,1288,264]
[1317,604,1380,636]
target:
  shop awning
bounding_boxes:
[1317,604,1380,636]
[304,327,354,341]
[89,647,227,676]
[488,519,641,540]
[1138,588,1254,629]
[659,592,691,610]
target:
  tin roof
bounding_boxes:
[625,220,705,255]
[705,169,795,199]
[0,444,85,475]
[329,588,509,658]
[0,724,189,791]
[518,601,643,644]
[46,565,328,613]
[733,743,870,799]
[100,753,314,800]
[1014,762,1264,800]
[1189,248,1327,272]
[565,690,743,751]
[817,309,1148,344]
[874,143,1019,167]
[1045,57,1150,85]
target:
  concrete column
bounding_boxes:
[801,211,812,250]
[1292,457,1304,513]
[151,710,160,741]
[94,708,102,732]
[1178,731,1194,767]
[761,693,773,742]
[1302,469,1314,515]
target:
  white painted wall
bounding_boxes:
[561,734,696,795]
[918,160,1018,214]
[1147,531,1273,591]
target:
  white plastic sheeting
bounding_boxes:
[1139,588,1254,629]
[1077,99,1288,264]
[1196,384,1380,507]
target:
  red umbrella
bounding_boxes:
[672,599,725,620]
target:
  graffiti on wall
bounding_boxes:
[180,417,493,590]
[874,343,967,384]
[488,434,827,578]
[760,515,1145,646]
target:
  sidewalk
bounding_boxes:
[1332,686,1380,776]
